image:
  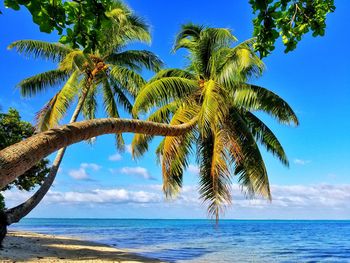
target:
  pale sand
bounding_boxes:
[0,231,165,263]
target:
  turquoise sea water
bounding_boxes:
[9,219,350,262]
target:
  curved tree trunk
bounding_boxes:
[5,90,88,225]
[1,63,108,241]
[0,117,196,189]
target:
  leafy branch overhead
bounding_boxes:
[249,0,335,57]
[4,0,123,52]
[4,1,335,56]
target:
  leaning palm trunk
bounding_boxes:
[0,118,196,189]
[5,89,88,225]
[4,64,104,225]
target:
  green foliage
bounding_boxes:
[249,0,336,57]
[5,0,150,52]
[133,24,298,220]
[10,3,162,152]
[0,108,50,192]
[10,8,161,128]
[4,1,335,56]
[8,40,72,62]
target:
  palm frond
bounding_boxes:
[225,109,271,199]
[111,82,133,114]
[161,107,197,198]
[217,39,265,85]
[195,28,237,77]
[109,65,146,97]
[132,133,153,159]
[82,81,98,120]
[18,70,70,97]
[131,102,180,159]
[197,130,232,222]
[102,79,125,151]
[101,7,151,54]
[149,68,196,81]
[36,71,80,131]
[102,79,120,119]
[133,77,198,115]
[198,80,228,135]
[59,50,89,72]
[8,40,72,62]
[243,111,289,166]
[233,84,299,125]
[162,130,194,198]
[105,50,163,72]
[120,14,151,44]
[174,23,204,49]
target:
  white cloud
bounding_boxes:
[120,166,154,180]
[81,163,101,171]
[108,153,122,161]
[293,159,311,165]
[68,163,101,180]
[3,184,350,219]
[69,168,89,180]
[187,164,200,175]
[2,188,160,205]
[125,144,133,154]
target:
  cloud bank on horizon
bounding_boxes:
[3,183,350,220]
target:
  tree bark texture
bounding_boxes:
[0,118,195,189]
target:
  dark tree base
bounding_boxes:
[0,211,8,248]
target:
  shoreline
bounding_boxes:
[0,231,165,262]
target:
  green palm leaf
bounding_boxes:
[217,38,265,85]
[8,40,72,62]
[161,107,197,198]
[132,102,180,159]
[162,130,194,198]
[198,80,228,135]
[59,50,90,72]
[109,65,146,97]
[233,84,299,125]
[197,130,232,222]
[36,71,80,131]
[226,109,271,199]
[18,70,70,97]
[82,81,98,121]
[149,69,196,81]
[102,79,126,151]
[174,23,204,51]
[133,77,198,115]
[105,50,163,72]
[243,111,289,166]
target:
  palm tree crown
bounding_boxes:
[132,23,298,220]
[9,0,163,146]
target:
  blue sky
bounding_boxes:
[1,1,350,219]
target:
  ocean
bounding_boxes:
[9,219,350,262]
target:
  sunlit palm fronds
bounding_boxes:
[36,71,80,131]
[233,84,299,125]
[132,23,297,220]
[8,40,72,62]
[18,70,70,97]
[133,77,197,114]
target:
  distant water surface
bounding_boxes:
[10,219,350,262]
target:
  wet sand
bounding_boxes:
[0,231,164,262]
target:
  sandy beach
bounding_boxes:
[0,231,164,263]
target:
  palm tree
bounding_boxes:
[5,1,162,225]
[131,24,299,221]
